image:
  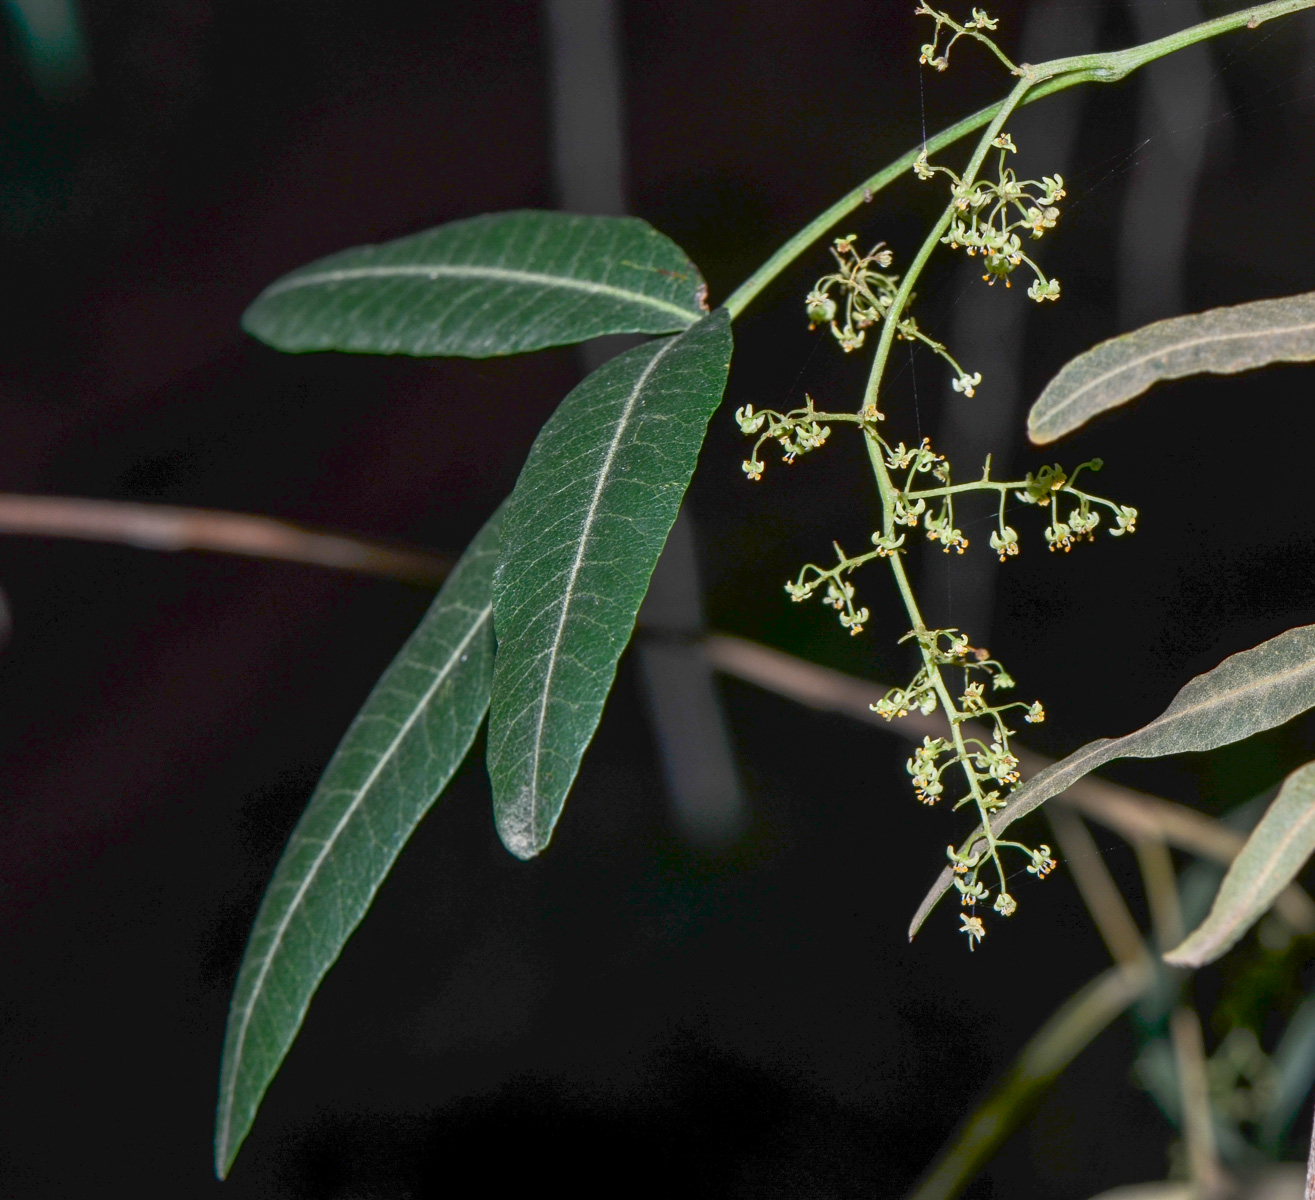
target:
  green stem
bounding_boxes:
[862,77,1031,419]
[856,75,1035,893]
[721,0,1314,321]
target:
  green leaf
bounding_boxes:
[213,508,502,1179]
[242,211,709,358]
[1028,290,1315,444]
[488,310,733,858]
[910,624,1315,939]
[1165,760,1315,968]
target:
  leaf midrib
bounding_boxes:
[523,339,676,840]
[261,264,700,324]
[1036,315,1315,432]
[215,602,492,1162]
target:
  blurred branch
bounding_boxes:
[1048,805,1151,970]
[1137,837,1186,952]
[1170,1006,1228,1198]
[703,634,1315,934]
[905,960,1153,1200]
[0,493,452,586]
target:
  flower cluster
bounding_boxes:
[908,735,952,803]
[736,396,838,481]
[783,539,881,636]
[1012,459,1139,554]
[915,132,1064,301]
[805,236,899,352]
[915,3,1004,73]
[945,824,1058,948]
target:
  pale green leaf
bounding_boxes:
[911,624,1315,939]
[1028,291,1315,444]
[242,211,709,358]
[1165,761,1315,967]
[214,508,502,1179]
[488,310,732,858]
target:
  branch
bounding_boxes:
[0,493,452,586]
[722,0,1315,320]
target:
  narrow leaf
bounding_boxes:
[488,310,733,858]
[243,211,709,358]
[1165,761,1315,967]
[1028,290,1315,444]
[911,624,1315,939]
[214,508,502,1179]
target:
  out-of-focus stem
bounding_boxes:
[0,493,451,585]
[1048,805,1150,970]
[1136,837,1185,951]
[1170,1007,1228,1198]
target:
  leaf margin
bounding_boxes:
[1028,290,1315,445]
[213,506,503,1179]
[487,309,733,860]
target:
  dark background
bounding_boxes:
[0,1,1314,1195]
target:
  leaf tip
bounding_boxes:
[1161,938,1207,969]
[494,789,550,861]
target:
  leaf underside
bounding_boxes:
[1165,760,1315,968]
[910,624,1315,939]
[213,508,502,1179]
[242,210,710,358]
[488,309,733,859]
[1028,290,1315,444]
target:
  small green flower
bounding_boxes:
[959,913,986,950]
[1026,845,1058,878]
[989,526,1019,561]
[951,370,983,397]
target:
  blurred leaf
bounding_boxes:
[1028,291,1315,444]
[1165,761,1315,967]
[214,508,502,1179]
[242,211,709,358]
[911,624,1315,939]
[488,310,732,858]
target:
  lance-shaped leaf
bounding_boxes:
[214,508,502,1179]
[489,310,732,859]
[1165,761,1315,968]
[1028,290,1315,444]
[911,624,1315,939]
[243,211,709,358]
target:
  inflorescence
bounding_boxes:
[915,134,1065,301]
[736,5,1139,949]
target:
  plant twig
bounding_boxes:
[722,0,1315,320]
[0,493,452,586]
[703,633,1315,934]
